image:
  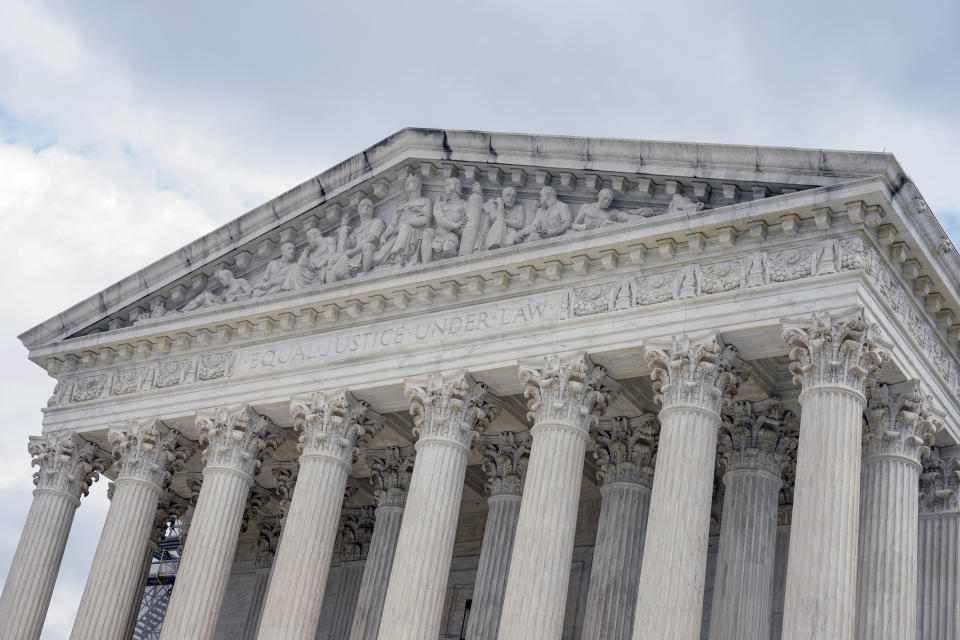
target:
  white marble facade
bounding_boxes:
[3,128,960,640]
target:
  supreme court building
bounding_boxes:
[1,128,958,640]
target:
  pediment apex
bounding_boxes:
[17,128,946,352]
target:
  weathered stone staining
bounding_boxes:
[6,129,960,640]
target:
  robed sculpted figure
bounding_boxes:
[483,186,526,249]
[283,228,337,290]
[518,186,572,242]
[375,174,433,267]
[425,177,468,261]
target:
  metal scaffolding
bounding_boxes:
[132,522,185,640]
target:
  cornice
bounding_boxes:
[19,129,954,352]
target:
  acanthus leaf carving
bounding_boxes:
[518,353,619,434]
[335,506,376,562]
[717,398,796,476]
[591,414,659,487]
[644,334,742,414]
[781,307,889,395]
[480,431,530,496]
[863,381,943,464]
[108,418,194,489]
[404,372,502,449]
[367,446,414,508]
[290,389,383,467]
[919,447,960,513]
[28,432,109,500]
[196,404,275,477]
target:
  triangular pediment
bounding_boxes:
[18,128,939,353]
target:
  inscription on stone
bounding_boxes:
[237,296,560,375]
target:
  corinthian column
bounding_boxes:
[328,507,375,640]
[377,372,501,640]
[257,391,382,640]
[465,431,529,640]
[499,353,619,640]
[349,447,413,640]
[856,382,941,640]
[780,308,888,640]
[159,406,279,640]
[0,433,106,640]
[632,335,741,640]
[918,447,960,640]
[708,399,795,640]
[71,419,192,640]
[582,415,658,640]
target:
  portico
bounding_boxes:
[3,129,959,640]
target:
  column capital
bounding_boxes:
[153,489,191,541]
[778,441,798,526]
[271,461,298,509]
[644,334,742,415]
[368,446,414,507]
[782,307,889,396]
[864,381,943,465]
[591,415,658,487]
[196,404,278,478]
[336,506,376,562]
[291,389,384,466]
[108,418,194,489]
[518,352,619,434]
[480,431,530,496]
[919,447,960,513]
[405,371,502,449]
[241,485,272,533]
[256,514,283,567]
[719,398,797,476]
[28,432,108,500]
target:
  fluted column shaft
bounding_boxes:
[465,493,522,640]
[377,439,470,639]
[917,512,960,639]
[349,504,403,640]
[633,405,720,639]
[71,478,162,640]
[241,567,272,640]
[328,561,364,640]
[708,467,782,640]
[856,455,920,639]
[0,489,80,640]
[582,481,652,639]
[257,456,349,639]
[159,465,253,639]
[783,388,863,638]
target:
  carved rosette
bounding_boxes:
[197,405,277,477]
[368,446,414,507]
[108,419,193,489]
[405,372,502,449]
[290,390,383,467]
[782,307,888,396]
[28,432,108,500]
[919,448,960,514]
[335,506,376,562]
[863,381,942,465]
[480,431,530,496]
[718,398,797,477]
[644,334,741,415]
[591,415,659,487]
[518,353,619,434]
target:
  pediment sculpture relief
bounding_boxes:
[132,174,707,329]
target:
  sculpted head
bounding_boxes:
[280,241,296,262]
[502,186,517,207]
[444,177,462,195]
[598,188,614,210]
[216,269,234,286]
[306,228,323,248]
[358,198,374,220]
[539,186,557,205]
[472,181,482,195]
[404,174,422,195]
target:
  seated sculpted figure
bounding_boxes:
[517,186,572,242]
[483,186,526,249]
[344,198,386,274]
[424,177,468,261]
[375,175,432,267]
[283,228,337,290]
[252,241,298,297]
[572,188,657,231]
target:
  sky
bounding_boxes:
[0,1,958,637]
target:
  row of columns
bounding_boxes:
[0,308,955,640]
